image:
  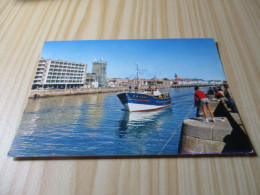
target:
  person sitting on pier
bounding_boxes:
[223,81,231,97]
[215,88,224,100]
[225,93,238,112]
[222,82,238,112]
[194,86,216,122]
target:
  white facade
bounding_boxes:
[32,58,87,89]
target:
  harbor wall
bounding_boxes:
[178,102,253,154]
[179,117,232,153]
[29,87,128,99]
[29,85,171,99]
[29,84,215,99]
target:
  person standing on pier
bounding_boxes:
[194,86,216,122]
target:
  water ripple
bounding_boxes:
[8,88,208,157]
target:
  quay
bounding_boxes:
[29,84,215,99]
[30,87,129,99]
[29,85,170,99]
[178,101,253,154]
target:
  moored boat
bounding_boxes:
[117,64,171,112]
[117,89,171,112]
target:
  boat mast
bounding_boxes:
[136,64,139,87]
[154,72,157,89]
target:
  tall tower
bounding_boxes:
[92,58,107,87]
[174,73,178,79]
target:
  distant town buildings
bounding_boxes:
[92,58,107,87]
[105,73,223,87]
[32,59,223,90]
[106,78,172,88]
[32,58,87,89]
[173,76,223,85]
[107,78,131,87]
[208,80,223,84]
[105,77,223,88]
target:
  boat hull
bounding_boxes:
[117,92,171,112]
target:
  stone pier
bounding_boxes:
[179,118,232,153]
[178,102,253,154]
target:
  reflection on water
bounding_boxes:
[9,87,204,157]
[17,95,84,135]
[118,108,173,139]
[85,94,106,129]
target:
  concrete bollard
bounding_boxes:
[179,118,233,153]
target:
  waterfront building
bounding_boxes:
[32,58,87,89]
[85,73,99,88]
[92,58,107,87]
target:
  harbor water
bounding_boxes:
[8,87,206,157]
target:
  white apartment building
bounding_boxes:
[32,58,87,89]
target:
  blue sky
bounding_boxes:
[41,38,226,80]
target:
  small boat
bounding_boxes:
[117,89,171,112]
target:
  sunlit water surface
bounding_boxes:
[9,87,209,157]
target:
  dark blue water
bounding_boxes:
[9,87,207,157]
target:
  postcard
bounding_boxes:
[8,38,255,158]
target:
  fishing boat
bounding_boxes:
[117,65,171,112]
[117,89,171,112]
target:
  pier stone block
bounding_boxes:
[182,119,213,140]
[181,135,205,153]
[180,117,233,153]
[204,140,226,153]
[212,122,233,141]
